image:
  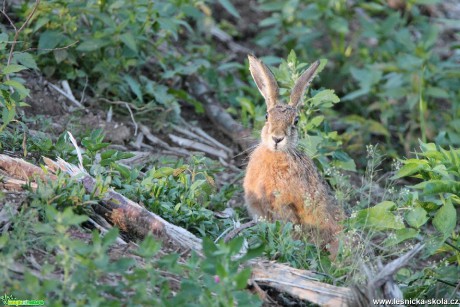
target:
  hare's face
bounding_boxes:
[248,55,319,152]
[261,105,299,151]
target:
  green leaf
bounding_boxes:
[309,89,340,107]
[432,199,456,238]
[234,268,251,289]
[239,244,265,263]
[123,75,143,102]
[287,49,297,66]
[120,32,138,52]
[393,160,430,179]
[330,17,349,34]
[202,237,218,258]
[13,52,38,69]
[136,234,161,258]
[153,167,174,178]
[351,201,405,230]
[2,107,16,125]
[3,64,27,74]
[423,180,460,195]
[383,228,419,247]
[227,237,244,255]
[3,80,30,98]
[308,115,324,128]
[101,228,120,249]
[368,119,390,137]
[218,0,241,18]
[77,39,109,52]
[38,31,65,51]
[405,206,429,229]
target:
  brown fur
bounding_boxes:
[244,55,344,253]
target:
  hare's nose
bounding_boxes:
[272,136,284,144]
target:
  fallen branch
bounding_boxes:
[0,155,56,181]
[186,75,255,151]
[2,177,37,191]
[43,156,203,254]
[181,121,233,155]
[168,133,229,160]
[224,221,256,243]
[251,262,353,307]
[46,81,84,109]
[139,124,190,157]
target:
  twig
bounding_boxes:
[186,75,255,150]
[224,221,256,243]
[133,132,144,149]
[106,106,113,123]
[370,243,424,289]
[46,81,84,109]
[125,102,138,136]
[88,217,127,245]
[139,124,190,156]
[67,131,84,171]
[168,133,228,160]
[61,80,76,102]
[80,75,89,105]
[181,121,233,155]
[22,40,79,53]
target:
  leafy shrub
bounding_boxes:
[0,204,261,306]
[254,0,460,159]
[0,32,36,143]
[348,141,459,299]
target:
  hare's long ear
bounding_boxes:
[248,55,279,109]
[289,60,320,107]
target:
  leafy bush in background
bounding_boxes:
[254,0,460,161]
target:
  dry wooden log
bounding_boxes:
[139,124,191,157]
[43,156,203,254]
[168,133,229,160]
[180,121,233,155]
[251,262,353,307]
[2,177,38,191]
[186,75,256,151]
[0,155,56,181]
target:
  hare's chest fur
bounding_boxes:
[243,146,322,221]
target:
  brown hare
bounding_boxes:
[243,55,344,254]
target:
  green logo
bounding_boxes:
[1,294,15,306]
[1,294,45,306]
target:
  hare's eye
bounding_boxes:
[294,116,299,126]
[265,113,268,120]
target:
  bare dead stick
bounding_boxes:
[0,154,56,181]
[186,75,255,151]
[43,157,203,254]
[3,177,38,191]
[174,123,233,156]
[168,134,228,160]
[224,221,256,243]
[139,124,190,157]
[251,261,353,307]
[47,82,84,109]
